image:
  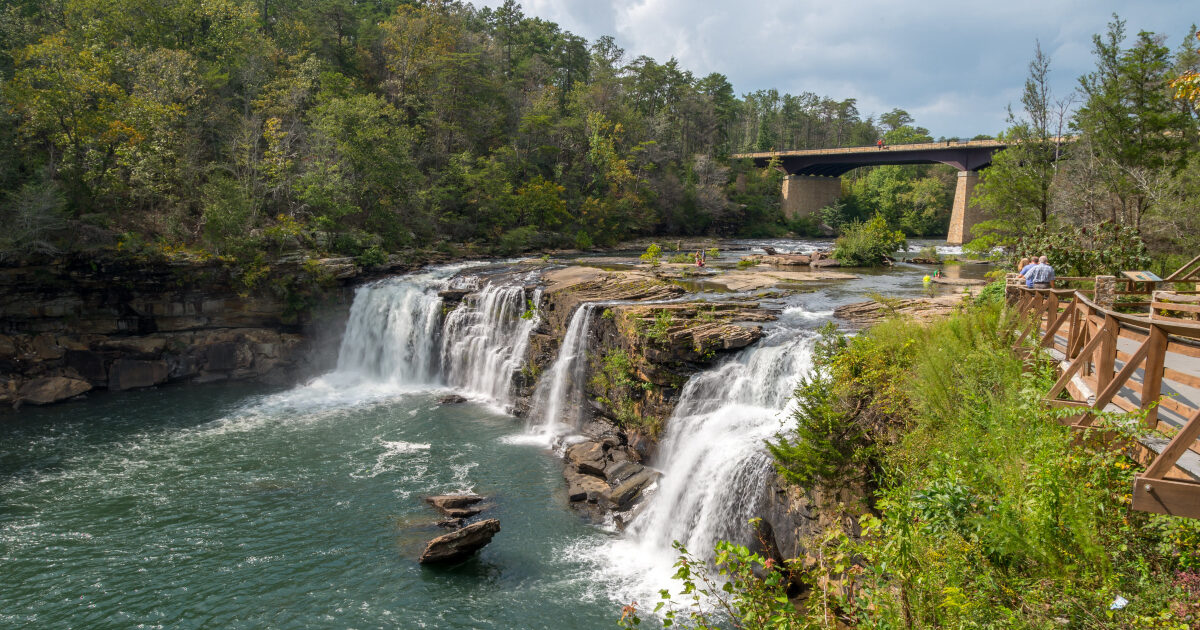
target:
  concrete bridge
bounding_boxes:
[734,139,1008,244]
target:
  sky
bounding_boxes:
[472,0,1197,139]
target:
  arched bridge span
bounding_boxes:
[733,140,1009,244]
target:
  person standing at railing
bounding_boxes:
[1025,255,1055,289]
[1017,257,1031,276]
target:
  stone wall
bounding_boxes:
[0,255,372,407]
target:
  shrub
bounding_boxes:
[736,258,759,269]
[355,245,387,267]
[497,226,538,255]
[832,214,907,266]
[639,242,662,266]
[668,252,694,264]
[575,230,594,250]
[1014,222,1150,277]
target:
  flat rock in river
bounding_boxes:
[566,441,607,476]
[418,518,501,564]
[426,494,484,513]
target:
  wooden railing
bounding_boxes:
[1011,280,1200,518]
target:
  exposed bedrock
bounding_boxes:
[514,266,780,520]
[0,255,390,407]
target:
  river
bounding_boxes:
[0,239,986,628]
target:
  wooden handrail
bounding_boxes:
[1011,283,1200,518]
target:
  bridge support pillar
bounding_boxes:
[947,170,984,245]
[781,175,841,220]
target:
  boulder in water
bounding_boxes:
[438,394,468,405]
[566,441,607,476]
[18,376,91,405]
[418,518,501,564]
[437,518,465,529]
[810,258,840,269]
[426,494,484,515]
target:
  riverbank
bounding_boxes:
[645,288,1200,628]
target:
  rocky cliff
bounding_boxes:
[0,254,384,407]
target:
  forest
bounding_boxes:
[0,0,971,268]
[1,2,1198,271]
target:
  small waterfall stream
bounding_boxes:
[442,284,541,407]
[526,303,598,437]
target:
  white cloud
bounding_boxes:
[472,0,1197,138]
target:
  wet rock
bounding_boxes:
[30,334,65,360]
[909,257,939,265]
[810,258,841,269]
[603,460,645,485]
[604,469,657,510]
[18,376,92,405]
[437,289,472,306]
[762,246,778,255]
[441,506,485,519]
[64,350,109,385]
[438,394,468,405]
[565,467,609,503]
[426,494,484,512]
[437,518,465,529]
[566,441,607,476]
[107,359,169,391]
[418,518,501,564]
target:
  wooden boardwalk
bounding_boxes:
[1012,264,1200,518]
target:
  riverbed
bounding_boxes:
[0,239,990,628]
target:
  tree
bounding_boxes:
[1071,16,1193,229]
[974,41,1072,238]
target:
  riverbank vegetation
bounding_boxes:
[632,287,1200,628]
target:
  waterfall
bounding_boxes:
[334,279,445,385]
[441,284,541,407]
[590,328,817,601]
[526,303,598,436]
[628,330,815,553]
[331,267,538,405]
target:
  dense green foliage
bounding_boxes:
[831,215,907,267]
[672,291,1200,628]
[0,0,938,263]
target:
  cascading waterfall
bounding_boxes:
[592,328,818,600]
[335,279,445,385]
[331,267,539,405]
[526,303,598,436]
[441,284,542,406]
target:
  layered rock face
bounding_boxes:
[516,266,778,520]
[0,256,361,406]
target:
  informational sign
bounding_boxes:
[1122,271,1162,283]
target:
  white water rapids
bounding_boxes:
[330,265,823,609]
[331,266,539,408]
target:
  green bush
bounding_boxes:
[497,226,538,255]
[832,214,907,266]
[639,243,662,266]
[1014,222,1150,277]
[667,252,694,264]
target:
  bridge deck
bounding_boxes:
[733,138,1007,160]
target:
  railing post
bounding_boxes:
[1096,314,1117,394]
[1141,324,1168,429]
[1094,275,1116,309]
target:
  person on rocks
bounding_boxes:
[1025,255,1055,289]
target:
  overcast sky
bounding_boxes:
[472,0,1197,139]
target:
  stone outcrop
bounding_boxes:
[425,494,488,519]
[834,294,969,328]
[561,425,661,523]
[17,376,92,405]
[0,254,372,407]
[418,518,501,564]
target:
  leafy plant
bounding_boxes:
[832,214,907,267]
[640,242,663,266]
